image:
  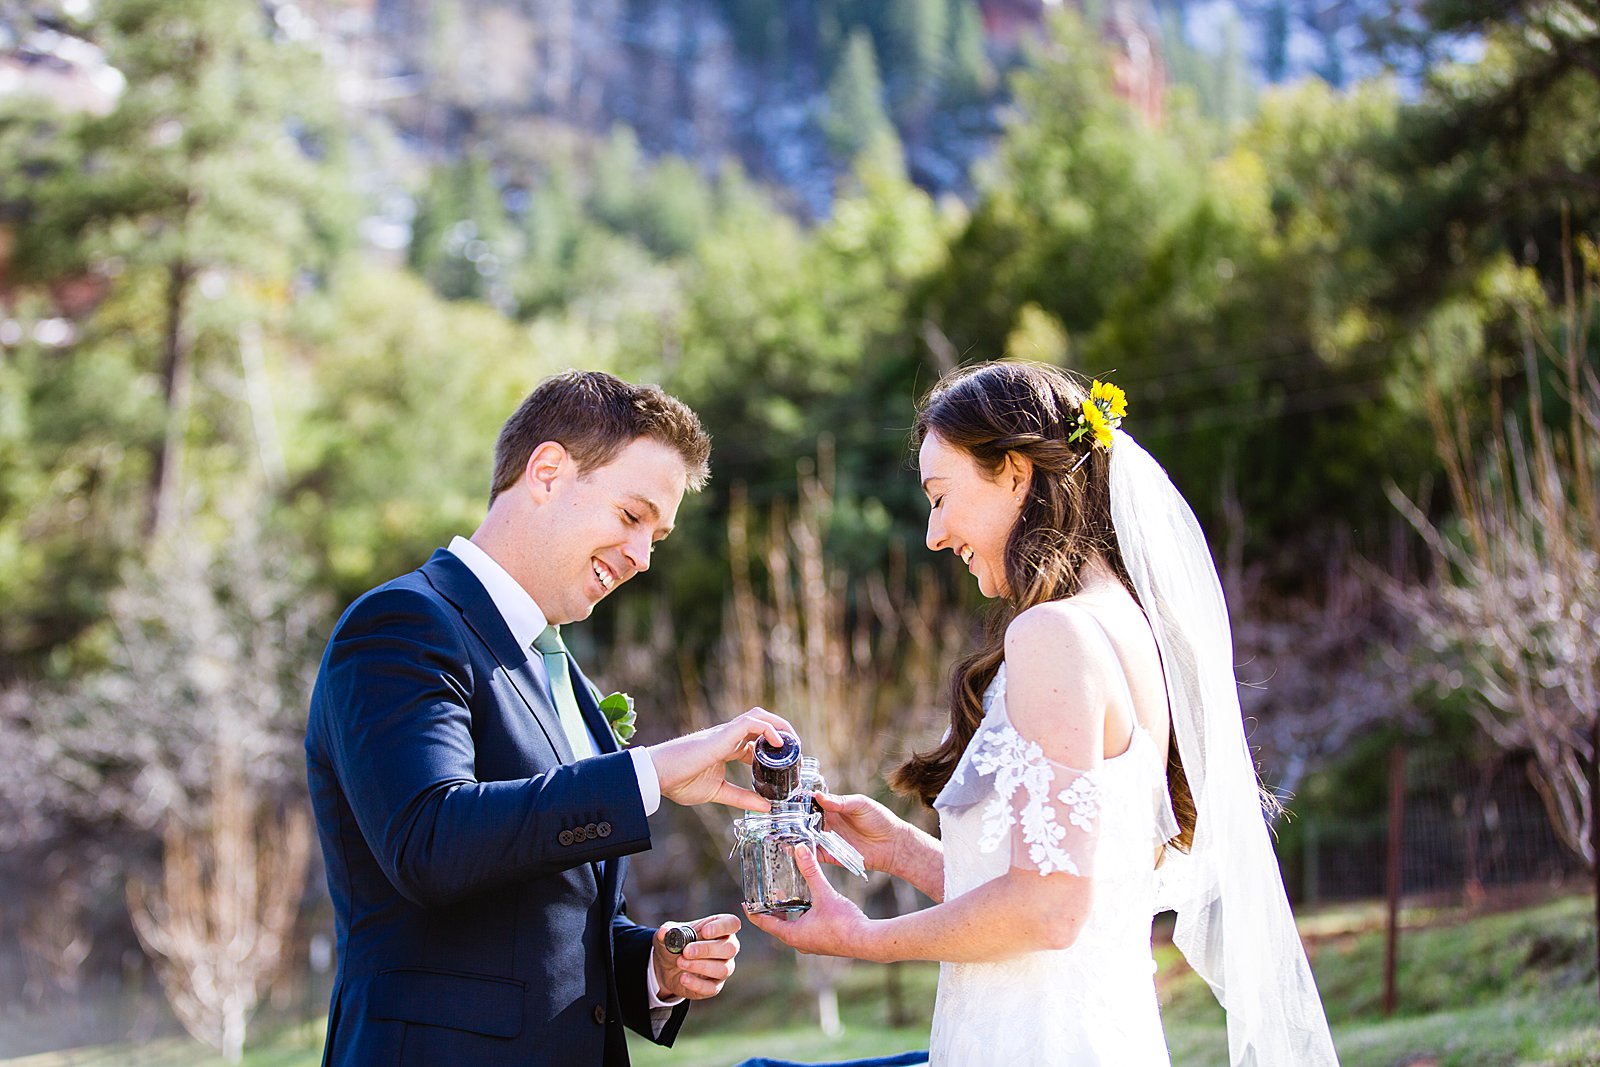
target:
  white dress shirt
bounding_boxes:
[445,537,682,1016]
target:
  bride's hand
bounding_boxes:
[813,792,909,876]
[743,844,880,961]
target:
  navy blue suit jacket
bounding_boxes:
[306,549,688,1066]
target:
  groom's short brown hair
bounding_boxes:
[489,370,711,504]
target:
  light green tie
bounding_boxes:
[533,625,596,759]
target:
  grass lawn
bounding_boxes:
[5,890,1595,1066]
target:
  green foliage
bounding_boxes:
[0,0,354,673]
[18,0,351,282]
[672,149,946,499]
[589,125,647,235]
[0,299,157,674]
[911,6,1561,563]
[883,0,947,114]
[3,0,1594,845]
[277,265,547,603]
[941,0,996,107]
[1357,3,1600,314]
[824,30,895,162]
[927,9,1199,348]
[5,2,1600,1042]
[1076,77,1444,549]
[625,156,718,259]
[409,154,516,304]
[479,128,717,316]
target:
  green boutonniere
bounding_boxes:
[598,692,637,746]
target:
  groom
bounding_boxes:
[306,370,792,1066]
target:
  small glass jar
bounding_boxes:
[732,801,820,915]
[798,756,826,813]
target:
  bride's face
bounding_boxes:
[919,432,1028,599]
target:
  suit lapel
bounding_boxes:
[419,550,575,764]
[422,550,617,893]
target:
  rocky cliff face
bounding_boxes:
[363,1,838,214]
[334,0,1400,212]
[357,0,1052,216]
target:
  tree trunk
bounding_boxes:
[126,745,311,1063]
[1464,754,1501,907]
[222,998,245,1064]
[1383,743,1406,1017]
[239,321,285,487]
[146,258,193,542]
[816,982,840,1037]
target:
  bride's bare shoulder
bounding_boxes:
[1001,602,1115,760]
[1005,599,1107,653]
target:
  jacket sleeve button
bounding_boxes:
[592,1003,607,1025]
[597,821,612,838]
[584,822,599,839]
[558,830,574,846]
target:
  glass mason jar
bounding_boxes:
[732,801,820,915]
[798,756,827,813]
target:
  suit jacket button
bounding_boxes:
[585,821,599,839]
[597,821,612,838]
[558,830,574,846]
[592,1003,607,1025]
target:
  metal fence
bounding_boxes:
[1284,747,1588,906]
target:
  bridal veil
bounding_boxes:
[1110,430,1340,1067]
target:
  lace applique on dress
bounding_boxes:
[969,723,1104,877]
[935,662,1108,877]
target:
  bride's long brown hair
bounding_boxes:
[891,362,1195,851]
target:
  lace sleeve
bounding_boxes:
[964,722,1105,878]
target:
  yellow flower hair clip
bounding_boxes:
[1067,379,1127,470]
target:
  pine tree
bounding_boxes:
[409,154,515,303]
[589,124,645,233]
[1211,13,1256,128]
[942,0,996,107]
[884,0,947,113]
[718,0,784,66]
[18,0,348,542]
[824,29,893,161]
[1263,0,1291,83]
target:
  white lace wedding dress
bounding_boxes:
[928,662,1179,1066]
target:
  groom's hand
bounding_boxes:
[651,914,742,1000]
[646,708,794,809]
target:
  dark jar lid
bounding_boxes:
[752,731,803,801]
[753,731,801,771]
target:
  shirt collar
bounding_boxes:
[447,535,549,652]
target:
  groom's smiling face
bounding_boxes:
[521,435,689,625]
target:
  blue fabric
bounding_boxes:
[731,1053,930,1067]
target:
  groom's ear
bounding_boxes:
[523,441,570,502]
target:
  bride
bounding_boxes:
[745,362,1340,1066]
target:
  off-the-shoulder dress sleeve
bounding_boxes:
[936,716,1106,879]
